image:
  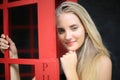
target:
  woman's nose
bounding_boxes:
[65,31,72,40]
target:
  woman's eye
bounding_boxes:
[71,26,78,31]
[57,28,65,34]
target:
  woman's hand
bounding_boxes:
[60,51,78,80]
[0,34,18,58]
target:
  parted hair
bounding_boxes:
[56,1,110,80]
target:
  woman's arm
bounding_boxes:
[10,64,20,80]
[0,34,20,80]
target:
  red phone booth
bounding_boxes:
[0,0,77,80]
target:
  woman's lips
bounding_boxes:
[65,41,75,46]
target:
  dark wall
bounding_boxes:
[78,0,120,80]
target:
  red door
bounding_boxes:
[0,0,77,80]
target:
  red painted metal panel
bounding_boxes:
[0,59,38,65]
[3,0,10,80]
[0,0,37,9]
[37,0,59,79]
[0,0,60,80]
[37,0,57,58]
[35,58,59,80]
[8,0,37,8]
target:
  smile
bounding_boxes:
[65,41,76,46]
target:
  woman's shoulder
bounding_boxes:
[95,53,111,65]
[96,55,112,80]
[98,55,112,66]
[94,54,112,71]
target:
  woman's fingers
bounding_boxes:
[0,34,18,58]
[60,51,78,76]
[6,36,15,46]
[1,34,5,38]
[0,43,9,49]
[0,35,9,50]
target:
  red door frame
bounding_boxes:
[0,0,77,80]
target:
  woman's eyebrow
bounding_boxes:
[69,24,77,27]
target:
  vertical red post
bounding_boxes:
[37,0,56,58]
[35,0,59,80]
[3,0,10,80]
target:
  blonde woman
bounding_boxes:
[56,1,112,80]
[0,1,112,80]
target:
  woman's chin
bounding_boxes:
[66,47,77,51]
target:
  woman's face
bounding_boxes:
[57,12,85,51]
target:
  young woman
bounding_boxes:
[0,1,112,80]
[56,2,112,80]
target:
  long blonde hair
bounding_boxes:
[56,1,110,80]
